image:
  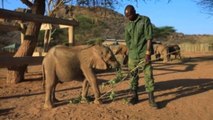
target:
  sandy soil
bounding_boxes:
[0,52,213,120]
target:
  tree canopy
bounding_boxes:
[153,26,176,39]
[1,0,213,15]
[197,0,213,15]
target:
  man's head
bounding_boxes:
[124,5,137,21]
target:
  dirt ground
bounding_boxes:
[0,52,213,120]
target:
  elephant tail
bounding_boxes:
[42,64,46,90]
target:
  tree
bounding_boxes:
[76,0,115,8]
[7,0,45,83]
[153,26,176,39]
[197,0,213,15]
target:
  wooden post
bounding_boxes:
[20,33,24,43]
[19,23,25,43]
[43,29,52,52]
[68,26,74,46]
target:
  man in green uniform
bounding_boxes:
[124,5,158,108]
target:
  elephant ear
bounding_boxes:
[92,45,108,70]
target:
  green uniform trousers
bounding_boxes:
[128,58,155,92]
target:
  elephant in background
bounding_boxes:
[167,44,181,60]
[109,44,128,66]
[42,44,120,109]
[154,44,169,63]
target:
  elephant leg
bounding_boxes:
[163,54,168,63]
[81,79,90,103]
[178,52,182,59]
[44,72,56,109]
[174,54,177,59]
[88,80,101,104]
[82,79,90,98]
[82,68,101,104]
[44,81,54,109]
[52,82,60,102]
[168,54,171,61]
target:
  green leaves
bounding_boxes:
[102,68,124,87]
[109,91,116,100]
[109,69,124,85]
[101,69,125,100]
[100,60,146,101]
[69,96,82,104]
[69,96,94,104]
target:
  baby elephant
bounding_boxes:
[154,44,169,63]
[42,44,120,109]
[109,44,128,66]
[167,44,181,60]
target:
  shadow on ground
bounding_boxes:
[103,78,213,109]
[0,107,14,116]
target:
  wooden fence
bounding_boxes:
[179,43,213,52]
[0,56,43,68]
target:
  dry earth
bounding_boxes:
[0,52,213,120]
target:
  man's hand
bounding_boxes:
[145,54,151,64]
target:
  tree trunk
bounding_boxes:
[7,0,45,84]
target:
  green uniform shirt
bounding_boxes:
[125,15,153,60]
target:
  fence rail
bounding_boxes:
[0,56,43,68]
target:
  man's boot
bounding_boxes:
[148,92,158,109]
[129,90,139,105]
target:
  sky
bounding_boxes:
[1,0,213,35]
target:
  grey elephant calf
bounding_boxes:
[154,44,169,63]
[109,44,128,66]
[167,44,181,60]
[42,44,120,109]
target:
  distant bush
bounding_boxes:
[74,15,109,44]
